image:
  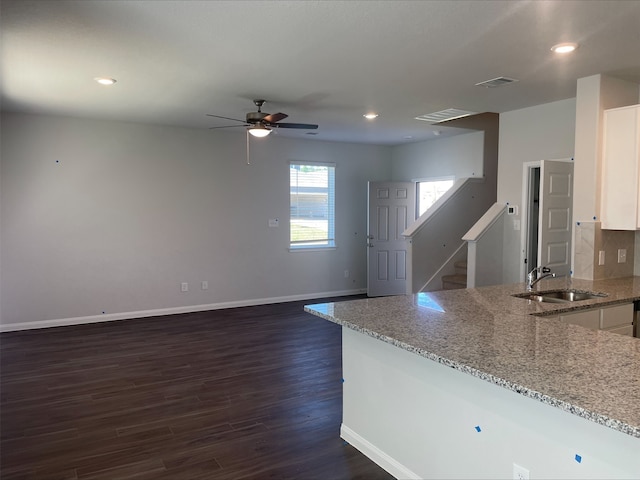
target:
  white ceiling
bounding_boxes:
[2,0,639,145]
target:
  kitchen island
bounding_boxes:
[305,276,640,479]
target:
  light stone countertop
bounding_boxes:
[304,276,640,438]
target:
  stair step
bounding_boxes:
[441,274,467,290]
[454,260,467,275]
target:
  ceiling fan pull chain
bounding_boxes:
[246,129,251,165]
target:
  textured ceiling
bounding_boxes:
[2,0,639,145]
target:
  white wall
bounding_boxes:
[390,131,484,181]
[0,112,391,328]
[497,98,577,283]
[342,327,640,479]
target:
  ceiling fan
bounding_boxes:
[207,99,319,138]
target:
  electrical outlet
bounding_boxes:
[513,463,530,480]
[181,282,189,292]
[344,270,350,278]
[618,248,627,263]
[201,281,208,290]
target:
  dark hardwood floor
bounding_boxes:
[1,297,394,480]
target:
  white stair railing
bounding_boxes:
[462,203,507,288]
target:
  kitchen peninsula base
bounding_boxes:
[340,327,638,479]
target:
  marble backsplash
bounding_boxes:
[574,221,635,280]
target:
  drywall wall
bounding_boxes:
[0,112,391,327]
[341,327,640,479]
[390,131,484,181]
[497,98,577,284]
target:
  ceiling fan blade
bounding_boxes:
[206,114,247,123]
[262,112,288,123]
[208,125,247,129]
[272,122,318,130]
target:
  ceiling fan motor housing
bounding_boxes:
[246,111,268,124]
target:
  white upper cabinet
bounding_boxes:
[601,104,640,230]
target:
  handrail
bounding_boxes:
[418,241,467,292]
[462,203,506,242]
[403,177,484,237]
[464,202,507,288]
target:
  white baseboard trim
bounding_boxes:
[340,424,421,480]
[0,288,366,332]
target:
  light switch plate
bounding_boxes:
[598,250,605,266]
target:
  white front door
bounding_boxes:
[367,181,416,297]
[538,160,574,277]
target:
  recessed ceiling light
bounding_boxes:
[363,113,379,120]
[551,43,578,54]
[94,77,117,85]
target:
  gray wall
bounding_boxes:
[0,112,391,326]
[390,131,484,181]
[0,101,588,328]
[497,98,577,283]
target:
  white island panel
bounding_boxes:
[342,327,639,479]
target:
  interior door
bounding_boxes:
[538,160,574,277]
[367,181,416,297]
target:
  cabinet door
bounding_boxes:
[600,303,633,329]
[603,324,634,336]
[601,104,640,230]
[560,309,600,330]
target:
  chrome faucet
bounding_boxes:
[527,265,556,290]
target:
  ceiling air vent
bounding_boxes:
[415,108,477,124]
[475,76,518,88]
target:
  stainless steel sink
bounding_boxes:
[512,289,608,303]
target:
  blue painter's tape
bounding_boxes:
[475,426,481,432]
[575,454,582,463]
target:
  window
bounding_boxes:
[417,177,455,216]
[290,162,335,249]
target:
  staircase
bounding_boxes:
[441,261,467,290]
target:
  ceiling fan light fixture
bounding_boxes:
[94,77,116,85]
[551,42,578,54]
[248,125,271,137]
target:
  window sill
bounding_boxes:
[289,246,337,253]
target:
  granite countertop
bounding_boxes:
[304,276,640,438]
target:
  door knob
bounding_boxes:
[366,235,374,239]
[367,243,374,248]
